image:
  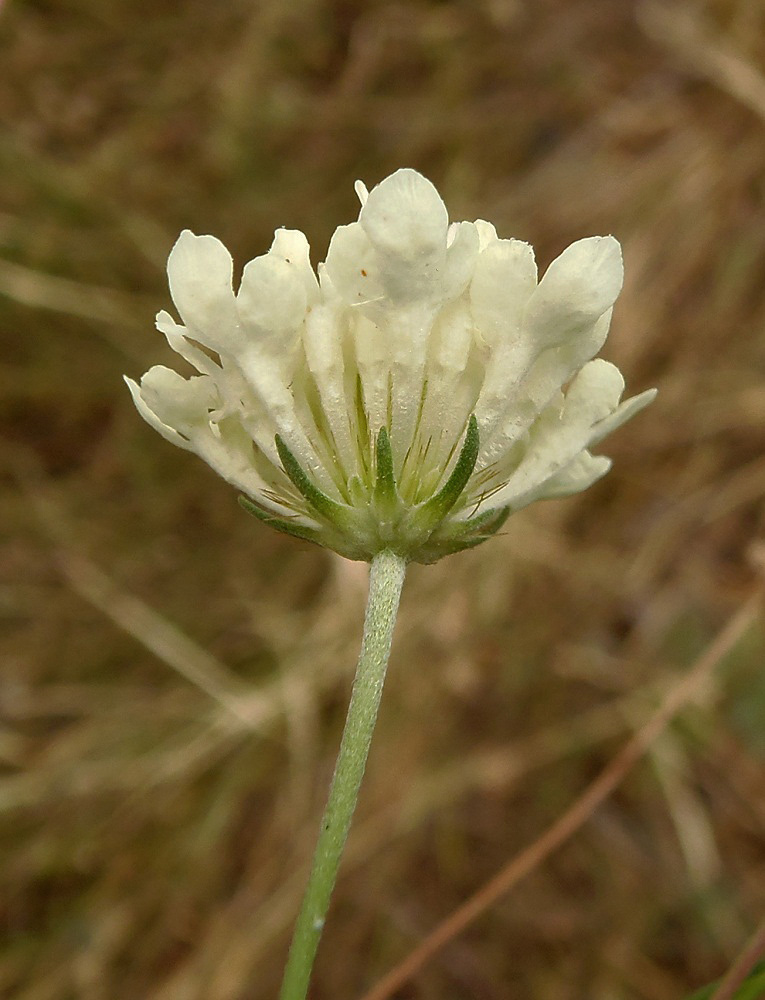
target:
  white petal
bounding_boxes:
[359,168,448,261]
[139,366,217,429]
[155,310,220,376]
[167,231,240,352]
[358,169,449,305]
[302,303,357,476]
[446,221,462,247]
[354,179,369,206]
[443,221,480,301]
[128,375,311,521]
[234,349,338,497]
[588,387,657,446]
[417,299,482,479]
[476,308,615,467]
[524,236,623,349]
[474,220,499,251]
[267,228,320,305]
[470,446,611,518]
[533,451,612,501]
[125,375,195,451]
[473,368,648,512]
[191,418,317,522]
[470,239,537,349]
[323,222,384,307]
[430,297,475,373]
[237,253,307,343]
[471,388,604,511]
[561,359,625,426]
[467,242,538,448]
[351,313,390,441]
[386,307,435,460]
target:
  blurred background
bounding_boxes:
[2,0,765,997]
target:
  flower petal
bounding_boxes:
[476,308,615,468]
[125,375,194,451]
[443,221,480,301]
[351,312,391,442]
[167,231,240,352]
[561,358,625,426]
[358,168,449,304]
[471,360,624,510]
[324,222,384,308]
[534,451,612,501]
[588,387,657,446]
[474,219,499,250]
[302,302,357,477]
[470,238,537,349]
[138,366,217,430]
[237,253,308,344]
[360,168,448,261]
[155,310,221,376]
[267,228,320,305]
[524,236,623,348]
[416,299,482,486]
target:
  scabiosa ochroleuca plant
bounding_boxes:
[126,168,655,1000]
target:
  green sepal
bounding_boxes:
[373,426,397,512]
[450,504,511,539]
[242,419,510,564]
[422,415,479,518]
[274,435,349,523]
[348,475,367,506]
[409,415,479,535]
[238,496,322,547]
[416,506,510,563]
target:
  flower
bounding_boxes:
[126,168,655,563]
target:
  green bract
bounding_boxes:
[238,416,509,563]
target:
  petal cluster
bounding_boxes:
[127,168,654,562]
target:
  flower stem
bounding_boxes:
[278,549,407,1000]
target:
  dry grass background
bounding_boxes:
[2,0,765,997]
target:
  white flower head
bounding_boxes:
[126,168,655,562]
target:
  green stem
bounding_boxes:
[278,549,407,1000]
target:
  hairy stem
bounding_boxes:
[278,549,407,1000]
